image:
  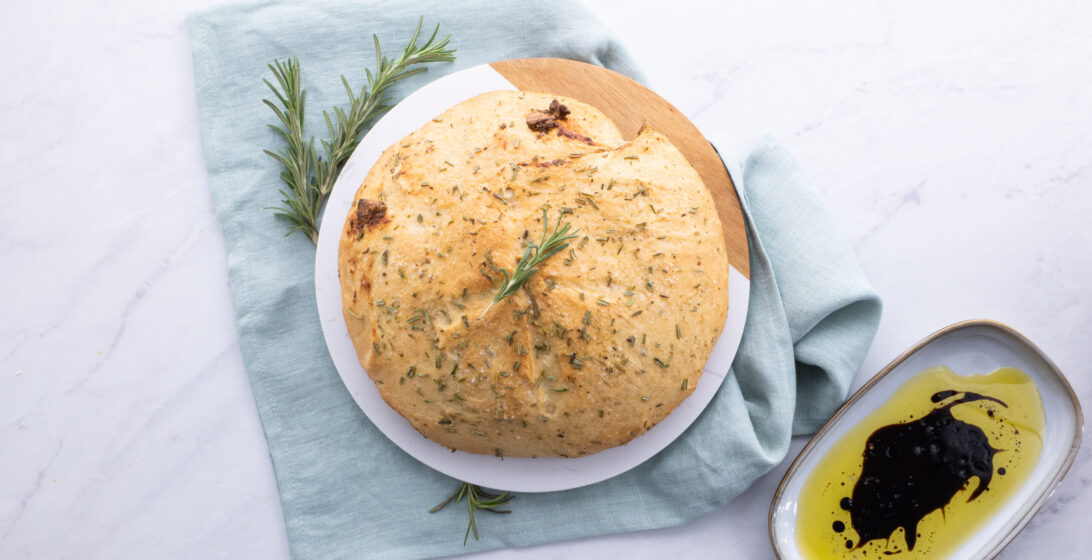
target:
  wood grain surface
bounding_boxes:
[491,58,750,278]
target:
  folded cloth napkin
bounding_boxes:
[188,1,882,558]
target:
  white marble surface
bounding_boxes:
[2,0,1089,558]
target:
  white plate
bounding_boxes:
[769,319,1083,559]
[314,63,751,492]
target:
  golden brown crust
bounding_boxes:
[338,91,730,458]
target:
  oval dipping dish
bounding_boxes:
[769,319,1083,559]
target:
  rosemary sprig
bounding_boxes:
[478,209,578,319]
[430,482,514,545]
[263,18,455,244]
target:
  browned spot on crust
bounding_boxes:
[557,127,594,145]
[548,99,570,119]
[526,111,557,132]
[352,199,388,234]
[526,99,572,133]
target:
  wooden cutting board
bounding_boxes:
[491,58,750,278]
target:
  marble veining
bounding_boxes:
[2,0,1090,558]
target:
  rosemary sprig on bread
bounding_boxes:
[478,209,578,319]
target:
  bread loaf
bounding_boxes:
[338,91,730,458]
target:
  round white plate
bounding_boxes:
[314,63,750,492]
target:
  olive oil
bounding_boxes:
[797,366,1044,558]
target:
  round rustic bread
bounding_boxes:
[338,90,730,458]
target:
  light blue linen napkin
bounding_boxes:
[187,1,882,558]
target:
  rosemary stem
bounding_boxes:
[476,300,498,321]
[262,18,455,243]
[430,481,515,545]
